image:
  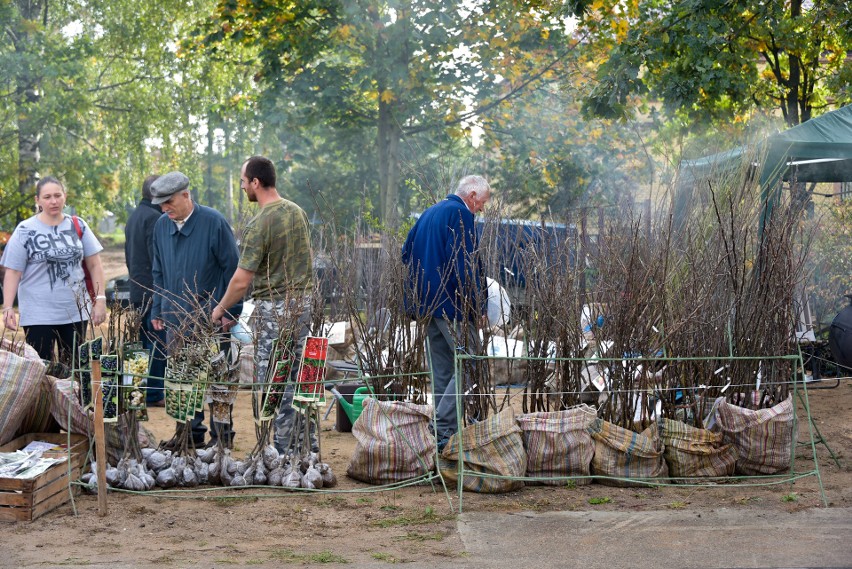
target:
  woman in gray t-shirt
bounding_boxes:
[1,177,107,364]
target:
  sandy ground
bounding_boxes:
[2,382,849,567]
[2,245,851,566]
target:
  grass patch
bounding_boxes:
[434,549,468,558]
[269,549,349,564]
[588,496,612,505]
[781,493,798,503]
[207,496,259,507]
[380,504,402,512]
[666,501,688,509]
[309,551,350,563]
[371,552,400,563]
[373,506,454,528]
[317,495,347,507]
[396,531,446,542]
[129,505,155,515]
[735,496,761,505]
[101,230,126,246]
[356,497,374,504]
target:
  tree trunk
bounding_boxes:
[205,110,215,206]
[784,0,802,127]
[13,0,48,221]
[16,87,40,220]
[224,122,234,224]
[377,99,401,228]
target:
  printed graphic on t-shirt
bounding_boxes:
[20,226,83,290]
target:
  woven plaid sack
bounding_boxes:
[10,344,59,437]
[0,340,46,445]
[440,408,526,494]
[660,418,736,479]
[15,374,60,437]
[46,376,93,435]
[588,419,668,486]
[714,395,794,475]
[517,405,597,486]
[347,398,435,484]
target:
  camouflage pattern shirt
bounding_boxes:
[239,198,312,299]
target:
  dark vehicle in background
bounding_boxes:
[476,218,577,312]
[105,275,131,307]
[406,212,578,314]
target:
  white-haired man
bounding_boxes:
[401,175,491,450]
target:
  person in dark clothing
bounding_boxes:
[151,171,242,448]
[401,175,491,451]
[124,175,166,406]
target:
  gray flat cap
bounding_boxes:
[150,171,190,204]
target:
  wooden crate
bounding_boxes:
[0,433,89,523]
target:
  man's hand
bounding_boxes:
[212,305,236,332]
[152,318,165,331]
[211,304,226,325]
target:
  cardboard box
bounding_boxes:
[0,433,89,522]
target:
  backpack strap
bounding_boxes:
[71,215,83,239]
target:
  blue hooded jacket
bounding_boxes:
[401,194,485,322]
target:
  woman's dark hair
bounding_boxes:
[35,176,65,197]
[244,156,276,188]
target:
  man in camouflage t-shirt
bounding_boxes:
[213,155,316,455]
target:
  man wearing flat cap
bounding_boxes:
[150,171,242,448]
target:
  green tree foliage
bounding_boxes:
[196,0,590,225]
[580,0,852,128]
[481,79,654,218]
[0,0,251,228]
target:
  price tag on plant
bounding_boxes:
[293,336,328,404]
[122,344,150,421]
[165,356,188,423]
[78,337,104,412]
[100,354,120,423]
[258,339,296,423]
[77,340,92,410]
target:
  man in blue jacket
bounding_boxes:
[151,171,242,448]
[401,175,491,450]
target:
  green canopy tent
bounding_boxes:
[674,104,852,230]
[761,104,852,188]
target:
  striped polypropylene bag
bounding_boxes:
[0,340,46,445]
[440,408,526,494]
[660,418,736,479]
[517,405,597,485]
[714,395,794,475]
[46,376,93,436]
[347,398,435,484]
[15,375,60,437]
[588,419,668,486]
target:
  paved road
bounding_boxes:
[58,507,852,569]
[457,507,852,569]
